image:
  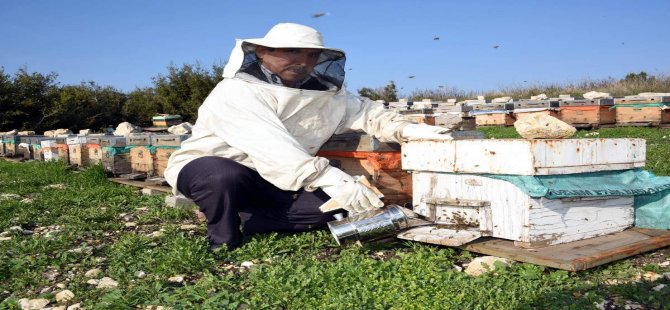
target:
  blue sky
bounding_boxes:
[2,0,669,97]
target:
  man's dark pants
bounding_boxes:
[176,156,337,249]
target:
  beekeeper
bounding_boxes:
[164,23,451,250]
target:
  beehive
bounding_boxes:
[68,144,90,166]
[401,138,644,247]
[614,95,670,126]
[558,99,616,128]
[102,147,132,175]
[87,143,103,165]
[130,146,156,176]
[317,133,411,205]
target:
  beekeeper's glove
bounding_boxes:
[314,167,384,214]
[401,123,453,140]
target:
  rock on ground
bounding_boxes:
[514,113,576,139]
[464,256,512,276]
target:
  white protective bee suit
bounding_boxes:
[164,23,449,248]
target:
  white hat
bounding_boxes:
[223,23,345,79]
[244,23,344,54]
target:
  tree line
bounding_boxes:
[0,64,224,133]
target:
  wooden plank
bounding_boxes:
[460,227,670,271]
[110,178,172,193]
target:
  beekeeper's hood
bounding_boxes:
[222,23,346,90]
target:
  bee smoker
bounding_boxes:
[327,204,432,245]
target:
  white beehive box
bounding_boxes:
[399,138,642,248]
[401,138,645,175]
[402,172,634,247]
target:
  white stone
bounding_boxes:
[44,184,66,190]
[664,272,670,280]
[167,275,184,284]
[167,122,192,135]
[0,194,21,200]
[530,93,548,100]
[124,222,137,228]
[491,96,513,103]
[179,224,198,230]
[114,122,142,136]
[86,279,99,285]
[18,298,50,310]
[147,231,164,238]
[84,268,102,278]
[624,300,643,309]
[135,271,146,278]
[96,277,118,289]
[583,91,611,99]
[240,261,254,268]
[164,195,195,208]
[67,303,82,310]
[0,237,11,242]
[514,113,576,139]
[464,256,511,276]
[18,131,35,135]
[55,289,75,303]
[652,284,666,291]
[658,261,669,267]
[78,129,91,136]
[643,271,661,281]
[141,188,162,196]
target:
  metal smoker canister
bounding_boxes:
[327,204,430,245]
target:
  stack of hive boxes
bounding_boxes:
[400,138,645,248]
[128,134,155,176]
[558,98,615,128]
[614,95,670,126]
[152,135,189,177]
[67,136,89,166]
[101,136,131,175]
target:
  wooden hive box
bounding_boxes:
[154,147,178,177]
[151,115,182,127]
[475,112,516,126]
[18,136,34,160]
[4,142,18,157]
[40,140,60,162]
[401,138,643,248]
[30,137,47,161]
[68,144,90,167]
[2,135,20,157]
[0,135,6,156]
[402,138,646,175]
[130,146,156,176]
[100,136,127,147]
[406,172,634,248]
[87,143,103,165]
[614,96,670,126]
[56,144,69,164]
[559,99,616,128]
[102,147,132,175]
[126,134,152,147]
[316,133,412,206]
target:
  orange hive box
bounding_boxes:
[130,146,156,176]
[316,150,412,206]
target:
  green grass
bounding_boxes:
[1,128,670,309]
